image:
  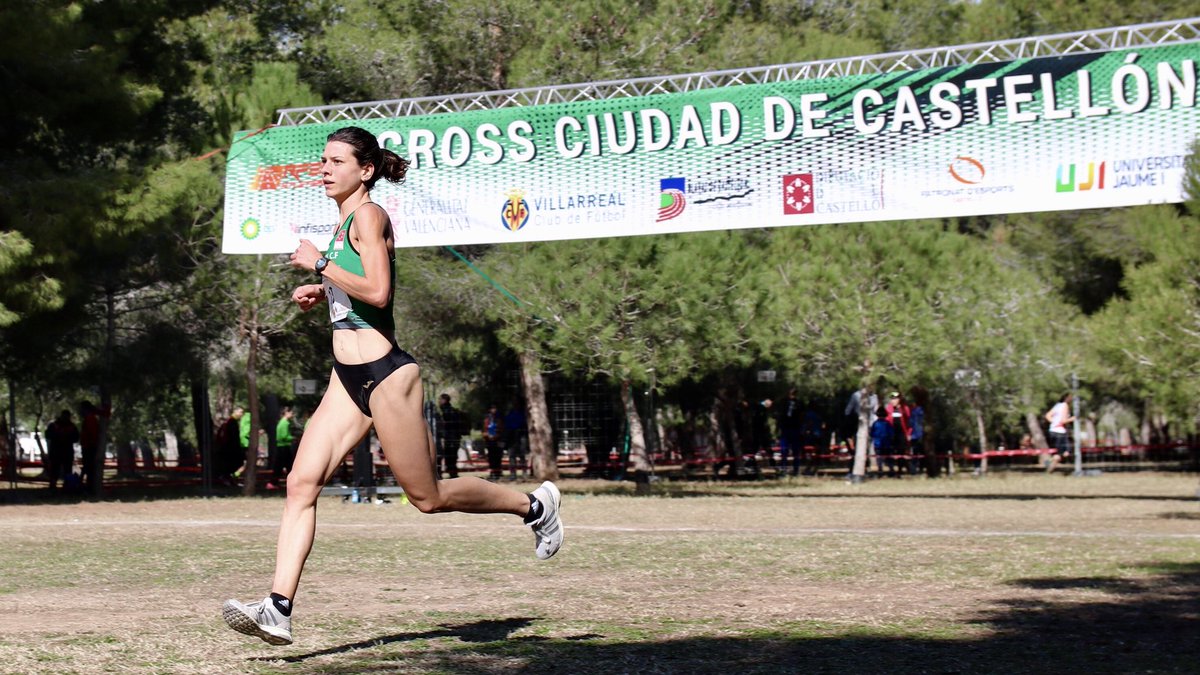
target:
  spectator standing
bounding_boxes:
[1044,393,1074,473]
[843,388,879,451]
[776,388,802,476]
[503,401,528,480]
[44,410,80,490]
[752,398,775,468]
[907,395,926,476]
[436,394,463,479]
[733,398,762,475]
[871,405,896,477]
[216,407,244,485]
[482,404,504,480]
[269,406,297,490]
[798,402,824,476]
[236,407,268,478]
[885,392,911,473]
[78,401,105,491]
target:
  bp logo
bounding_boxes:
[240,218,261,239]
[501,188,530,231]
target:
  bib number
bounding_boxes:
[325,280,351,322]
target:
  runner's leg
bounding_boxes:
[271,370,373,600]
[370,363,529,515]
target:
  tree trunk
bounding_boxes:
[1139,398,1153,446]
[1118,426,1138,457]
[621,379,652,493]
[709,392,736,477]
[975,406,988,474]
[92,286,116,497]
[1025,411,1048,449]
[1083,417,1097,448]
[1025,410,1049,469]
[519,350,557,481]
[850,388,871,482]
[243,322,260,497]
[923,412,939,478]
[4,378,16,482]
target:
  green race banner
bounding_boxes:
[223,42,1199,253]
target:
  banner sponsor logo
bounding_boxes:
[1056,154,1189,192]
[918,159,1013,201]
[688,177,754,211]
[501,189,530,231]
[782,174,814,214]
[658,178,686,222]
[399,196,468,217]
[949,156,986,185]
[1111,154,1188,189]
[531,192,626,210]
[1056,162,1107,192]
[251,162,322,191]
[811,169,886,214]
[240,218,261,240]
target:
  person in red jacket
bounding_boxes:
[885,392,911,472]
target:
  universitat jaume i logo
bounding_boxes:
[240,218,261,240]
[501,188,530,231]
[657,177,686,222]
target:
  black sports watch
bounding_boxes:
[314,256,330,277]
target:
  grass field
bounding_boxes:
[1,473,1198,674]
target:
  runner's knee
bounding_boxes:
[283,470,322,504]
[405,485,448,514]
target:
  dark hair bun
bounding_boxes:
[379,148,410,185]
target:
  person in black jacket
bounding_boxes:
[776,388,802,476]
[436,394,464,479]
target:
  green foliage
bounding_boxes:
[755,221,1071,417]
[1087,204,1200,424]
[479,232,764,389]
[4,0,1199,448]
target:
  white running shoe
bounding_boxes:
[529,481,563,560]
[222,597,293,645]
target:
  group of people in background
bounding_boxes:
[436,395,529,482]
[867,390,927,477]
[41,401,105,492]
[215,405,305,488]
[29,385,1074,489]
[207,393,534,489]
[719,386,930,479]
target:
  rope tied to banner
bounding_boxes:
[194,124,276,161]
[443,246,549,324]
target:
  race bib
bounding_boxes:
[325,279,351,322]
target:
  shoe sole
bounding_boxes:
[222,601,292,645]
[535,482,563,560]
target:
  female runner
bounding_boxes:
[223,126,562,646]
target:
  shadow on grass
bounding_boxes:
[258,618,540,663]
[262,564,1200,674]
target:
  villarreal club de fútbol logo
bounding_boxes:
[501,189,530,232]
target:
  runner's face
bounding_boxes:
[320,141,373,200]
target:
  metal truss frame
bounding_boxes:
[276,17,1200,126]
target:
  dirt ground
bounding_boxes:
[0,473,1198,673]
